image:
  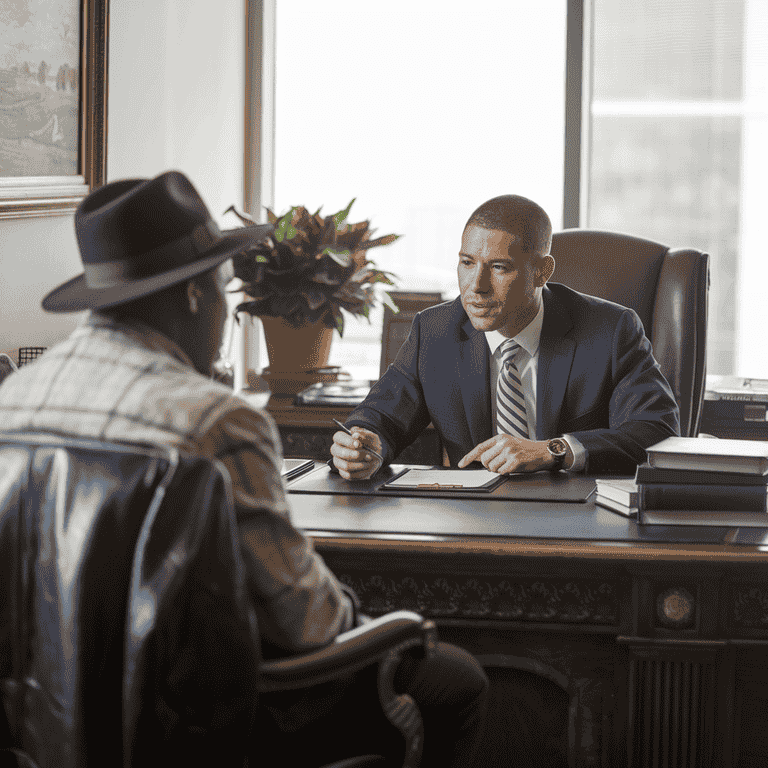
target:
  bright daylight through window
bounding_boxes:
[271,1,567,381]
[269,0,767,381]
[587,0,768,377]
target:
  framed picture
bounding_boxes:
[0,0,108,220]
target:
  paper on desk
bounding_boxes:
[384,468,503,489]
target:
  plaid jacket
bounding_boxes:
[0,313,355,653]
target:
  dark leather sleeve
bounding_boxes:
[345,312,432,465]
[567,308,681,474]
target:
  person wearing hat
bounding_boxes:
[0,170,488,767]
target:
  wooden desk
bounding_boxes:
[287,465,768,768]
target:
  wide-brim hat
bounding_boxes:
[42,170,272,313]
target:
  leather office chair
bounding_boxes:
[550,229,710,437]
[380,292,443,378]
[0,433,434,768]
[0,354,17,387]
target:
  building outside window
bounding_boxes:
[587,0,766,377]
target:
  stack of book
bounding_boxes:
[594,476,640,517]
[295,381,371,406]
[595,437,768,525]
[636,437,768,526]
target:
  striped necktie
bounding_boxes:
[496,339,530,439]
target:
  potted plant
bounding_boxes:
[226,199,400,385]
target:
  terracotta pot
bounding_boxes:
[260,316,335,373]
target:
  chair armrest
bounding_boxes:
[259,610,437,692]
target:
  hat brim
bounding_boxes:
[42,224,271,313]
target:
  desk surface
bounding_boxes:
[287,464,768,560]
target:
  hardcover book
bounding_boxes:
[645,437,768,475]
[639,483,767,512]
[595,493,637,518]
[638,509,768,528]
[634,462,768,486]
[595,477,638,506]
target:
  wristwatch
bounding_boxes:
[546,438,569,470]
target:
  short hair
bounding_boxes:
[464,195,552,257]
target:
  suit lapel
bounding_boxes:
[537,286,576,439]
[459,315,492,447]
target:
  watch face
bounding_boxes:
[548,439,567,457]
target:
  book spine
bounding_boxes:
[639,483,767,512]
[637,486,649,524]
[634,466,768,486]
[595,495,637,517]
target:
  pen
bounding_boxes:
[332,418,385,464]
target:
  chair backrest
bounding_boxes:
[0,433,260,768]
[16,348,47,367]
[550,229,709,438]
[0,354,17,387]
[380,291,443,377]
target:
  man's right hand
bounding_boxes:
[330,426,383,480]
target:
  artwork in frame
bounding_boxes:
[0,0,108,220]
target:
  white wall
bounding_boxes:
[0,0,245,360]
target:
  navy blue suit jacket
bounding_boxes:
[348,283,680,474]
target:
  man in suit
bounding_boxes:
[331,194,680,478]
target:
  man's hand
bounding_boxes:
[458,435,558,474]
[330,426,384,480]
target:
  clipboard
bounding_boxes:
[378,467,508,493]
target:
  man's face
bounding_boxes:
[458,225,542,337]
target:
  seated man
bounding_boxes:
[332,194,680,479]
[0,171,488,767]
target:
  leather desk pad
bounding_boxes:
[288,465,739,543]
[288,464,596,502]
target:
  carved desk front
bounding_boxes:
[288,467,768,768]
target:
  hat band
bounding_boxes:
[83,222,222,289]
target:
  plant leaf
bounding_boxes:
[332,305,345,336]
[274,207,298,242]
[319,247,351,267]
[223,204,255,226]
[381,290,400,314]
[332,198,356,230]
[359,233,401,250]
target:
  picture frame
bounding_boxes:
[0,0,108,220]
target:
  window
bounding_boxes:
[586,0,768,376]
[262,0,767,380]
[271,0,568,380]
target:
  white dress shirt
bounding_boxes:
[485,301,586,471]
